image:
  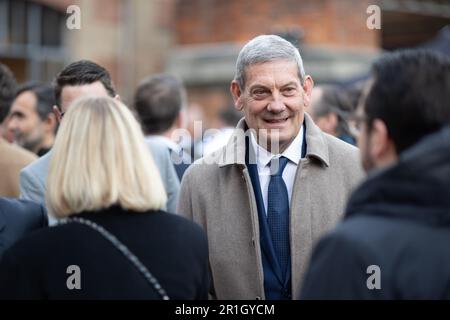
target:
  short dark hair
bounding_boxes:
[0,63,17,123]
[16,82,56,121]
[54,60,116,107]
[133,74,186,135]
[365,49,450,154]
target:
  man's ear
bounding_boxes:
[114,94,121,101]
[230,81,244,111]
[302,75,314,108]
[53,106,62,123]
[370,119,393,160]
[44,112,57,132]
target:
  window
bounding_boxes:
[0,0,66,83]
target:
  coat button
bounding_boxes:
[251,238,255,247]
[255,296,261,300]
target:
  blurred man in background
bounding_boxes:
[8,83,57,156]
[134,74,191,180]
[0,63,37,198]
[310,85,356,145]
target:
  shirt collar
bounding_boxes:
[145,135,181,153]
[250,124,304,170]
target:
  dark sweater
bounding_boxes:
[0,206,209,300]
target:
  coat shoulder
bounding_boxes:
[0,198,46,225]
[181,146,226,184]
[0,141,37,166]
[21,151,50,177]
[324,134,360,162]
[323,134,362,176]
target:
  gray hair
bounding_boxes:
[234,35,306,89]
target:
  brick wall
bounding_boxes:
[175,0,379,49]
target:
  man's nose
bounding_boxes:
[267,93,286,113]
[7,117,19,130]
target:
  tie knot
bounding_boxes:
[269,156,289,176]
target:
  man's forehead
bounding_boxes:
[60,81,109,109]
[61,81,108,97]
[244,61,300,86]
[13,90,37,108]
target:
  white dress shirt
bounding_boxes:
[250,125,304,215]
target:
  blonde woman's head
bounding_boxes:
[47,96,167,217]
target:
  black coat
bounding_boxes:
[0,206,209,300]
[0,198,48,259]
[301,126,450,299]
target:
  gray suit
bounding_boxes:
[20,139,180,224]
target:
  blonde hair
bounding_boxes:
[46,96,167,217]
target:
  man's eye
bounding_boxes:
[253,90,266,94]
[252,89,269,97]
[283,87,296,95]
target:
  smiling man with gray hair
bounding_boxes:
[177,35,363,299]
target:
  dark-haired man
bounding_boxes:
[20,60,180,223]
[301,50,450,299]
[134,74,191,180]
[8,83,57,156]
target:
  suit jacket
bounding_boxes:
[0,197,48,259]
[177,113,364,299]
[0,206,209,299]
[0,138,37,198]
[19,139,180,224]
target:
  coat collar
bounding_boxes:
[218,112,330,167]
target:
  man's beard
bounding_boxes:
[13,131,43,153]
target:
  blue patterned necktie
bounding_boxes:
[267,156,290,278]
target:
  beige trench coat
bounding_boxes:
[177,113,364,299]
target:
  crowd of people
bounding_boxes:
[0,34,449,300]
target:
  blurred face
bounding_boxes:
[60,81,109,112]
[357,121,376,173]
[355,79,376,173]
[8,91,45,151]
[231,60,313,153]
